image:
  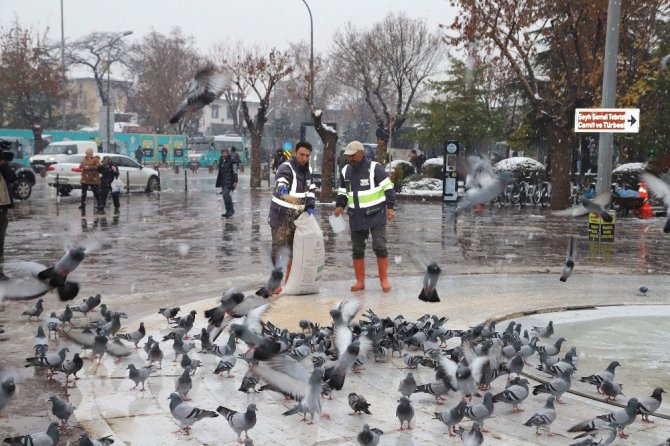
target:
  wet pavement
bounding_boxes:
[0,169,669,444]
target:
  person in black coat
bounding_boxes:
[97,156,121,213]
[215,148,238,218]
[0,141,17,280]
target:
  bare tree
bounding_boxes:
[0,23,66,153]
[211,42,245,136]
[224,45,293,188]
[129,29,202,133]
[333,12,444,162]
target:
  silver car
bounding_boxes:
[46,154,161,196]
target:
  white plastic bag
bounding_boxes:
[111,179,125,193]
[328,214,346,233]
[283,213,325,295]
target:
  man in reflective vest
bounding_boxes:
[334,141,396,292]
[267,141,317,294]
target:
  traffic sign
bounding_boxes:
[574,108,639,133]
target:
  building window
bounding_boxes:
[211,105,219,119]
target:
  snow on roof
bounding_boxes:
[494,156,545,172]
[385,159,415,173]
[612,162,647,174]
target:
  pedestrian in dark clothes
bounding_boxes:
[215,148,238,218]
[98,156,120,213]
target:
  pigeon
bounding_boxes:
[168,392,218,434]
[48,395,74,429]
[415,380,452,404]
[46,311,61,340]
[493,378,529,413]
[213,355,238,378]
[169,65,231,124]
[238,370,260,393]
[560,237,577,282]
[255,246,290,297]
[438,355,477,401]
[180,353,202,375]
[537,337,566,357]
[531,320,554,338]
[175,367,193,400]
[159,306,180,325]
[413,252,441,302]
[464,392,494,431]
[533,369,571,404]
[457,169,514,211]
[25,347,69,379]
[143,335,156,356]
[523,395,557,436]
[640,172,670,232]
[433,399,467,437]
[71,295,101,317]
[127,364,151,391]
[78,432,115,446]
[637,387,664,423]
[147,341,164,369]
[569,423,618,446]
[638,286,649,296]
[0,375,16,414]
[119,322,145,348]
[59,352,84,385]
[580,361,620,391]
[3,421,60,446]
[22,298,44,319]
[172,335,196,362]
[599,380,624,402]
[568,397,639,439]
[57,304,74,326]
[506,352,525,378]
[216,404,258,443]
[91,329,109,364]
[33,325,48,356]
[330,299,363,327]
[396,395,415,430]
[457,421,484,446]
[348,392,372,415]
[399,371,417,398]
[356,424,383,446]
[554,192,613,222]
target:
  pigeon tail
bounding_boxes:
[418,289,440,303]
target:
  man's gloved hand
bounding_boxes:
[279,186,289,195]
[306,208,314,216]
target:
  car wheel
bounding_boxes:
[57,186,72,196]
[146,176,160,193]
[13,177,32,200]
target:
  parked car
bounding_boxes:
[10,162,36,200]
[46,154,160,196]
[29,140,99,171]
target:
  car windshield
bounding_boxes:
[42,144,76,155]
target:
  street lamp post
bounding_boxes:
[60,0,66,130]
[301,0,314,106]
[105,30,133,153]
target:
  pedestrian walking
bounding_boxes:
[97,156,120,214]
[160,145,168,167]
[79,148,100,211]
[216,148,238,218]
[135,146,143,165]
[0,140,17,280]
[271,149,289,173]
[334,141,396,292]
[230,146,241,168]
[267,141,317,295]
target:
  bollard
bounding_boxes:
[55,174,60,199]
[184,168,188,192]
[126,171,130,195]
[174,164,179,174]
[39,166,46,178]
[208,164,214,174]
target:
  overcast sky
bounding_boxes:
[1,0,457,55]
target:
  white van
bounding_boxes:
[30,141,99,171]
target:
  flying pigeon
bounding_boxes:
[168,392,218,434]
[641,172,670,232]
[560,236,577,282]
[169,66,231,124]
[457,171,515,212]
[255,246,290,297]
[553,192,613,222]
[412,251,441,302]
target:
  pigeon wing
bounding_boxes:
[641,172,670,207]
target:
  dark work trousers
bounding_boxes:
[80,184,99,208]
[0,207,8,269]
[350,225,388,259]
[271,224,295,264]
[222,187,234,214]
[98,185,120,210]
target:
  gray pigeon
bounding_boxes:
[433,399,467,436]
[415,380,452,404]
[168,392,218,434]
[396,395,415,430]
[568,397,639,439]
[33,325,48,356]
[127,364,151,391]
[533,369,571,404]
[560,237,577,282]
[356,423,383,446]
[554,192,613,222]
[216,403,258,443]
[147,341,164,369]
[493,378,530,412]
[119,322,145,348]
[3,421,60,446]
[59,352,84,385]
[46,312,61,340]
[641,172,670,233]
[48,395,74,429]
[25,347,69,379]
[531,320,554,338]
[348,392,372,415]
[464,392,494,431]
[169,66,231,124]
[92,329,108,365]
[22,298,44,320]
[415,254,441,302]
[175,367,193,400]
[537,337,566,357]
[638,387,664,423]
[580,361,620,391]
[78,432,115,446]
[458,171,514,211]
[457,421,484,446]
[569,422,618,446]
[524,395,557,436]
[399,371,417,398]
[0,375,16,414]
[599,380,624,402]
[58,304,74,326]
[213,354,237,378]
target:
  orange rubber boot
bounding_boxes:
[351,258,365,292]
[377,257,392,292]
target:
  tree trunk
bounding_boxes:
[249,129,263,188]
[548,123,572,210]
[314,118,338,202]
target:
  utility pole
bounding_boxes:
[60,0,66,130]
[595,0,622,195]
[105,31,133,154]
[301,0,314,106]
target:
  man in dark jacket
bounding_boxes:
[334,140,396,292]
[0,141,17,280]
[267,141,316,294]
[216,148,238,218]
